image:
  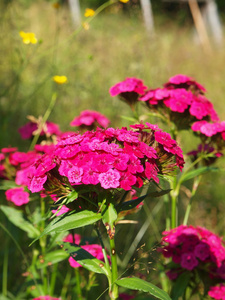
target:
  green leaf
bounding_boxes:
[0,205,40,238]
[61,242,108,275]
[171,272,191,300]
[180,166,218,184]
[31,210,102,244]
[116,194,147,212]
[117,189,171,213]
[102,202,117,238]
[116,277,171,300]
[36,250,69,269]
[0,180,18,190]
[121,115,138,123]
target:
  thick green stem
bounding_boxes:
[170,176,178,229]
[109,237,119,300]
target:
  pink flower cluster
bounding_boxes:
[109,74,219,130]
[70,110,110,129]
[27,123,184,198]
[160,225,225,282]
[109,77,147,108]
[209,284,225,300]
[18,121,61,139]
[0,144,55,206]
[63,233,107,268]
[139,74,219,126]
[192,120,225,142]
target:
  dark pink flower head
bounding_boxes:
[5,187,29,206]
[18,121,61,140]
[160,225,225,281]
[109,77,148,108]
[70,110,110,129]
[208,284,225,300]
[119,293,135,300]
[27,123,184,214]
[18,122,38,139]
[164,74,206,93]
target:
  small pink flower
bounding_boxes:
[5,187,29,206]
[208,284,225,300]
[68,166,83,184]
[98,169,120,189]
[180,252,199,270]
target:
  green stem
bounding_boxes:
[29,92,57,151]
[50,263,58,296]
[75,268,82,300]
[183,176,202,225]
[39,198,48,294]
[109,237,119,300]
[170,176,178,229]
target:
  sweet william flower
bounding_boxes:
[19,31,37,44]
[53,75,68,84]
[84,8,95,17]
[5,187,29,206]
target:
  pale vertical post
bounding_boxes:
[68,0,81,28]
[202,0,223,46]
[139,0,155,36]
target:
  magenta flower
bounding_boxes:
[160,225,225,286]
[18,121,61,139]
[26,124,184,198]
[208,284,225,300]
[137,74,219,131]
[5,187,29,206]
[109,77,148,109]
[70,110,110,129]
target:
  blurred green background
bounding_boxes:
[1,1,225,297]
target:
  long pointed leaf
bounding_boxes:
[31,210,102,245]
[116,277,171,300]
[0,205,40,238]
[61,242,108,275]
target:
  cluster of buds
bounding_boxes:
[159,225,225,298]
[0,144,55,206]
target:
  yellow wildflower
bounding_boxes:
[53,75,68,84]
[82,22,90,30]
[84,8,95,17]
[119,0,129,3]
[52,2,60,9]
[19,31,38,44]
